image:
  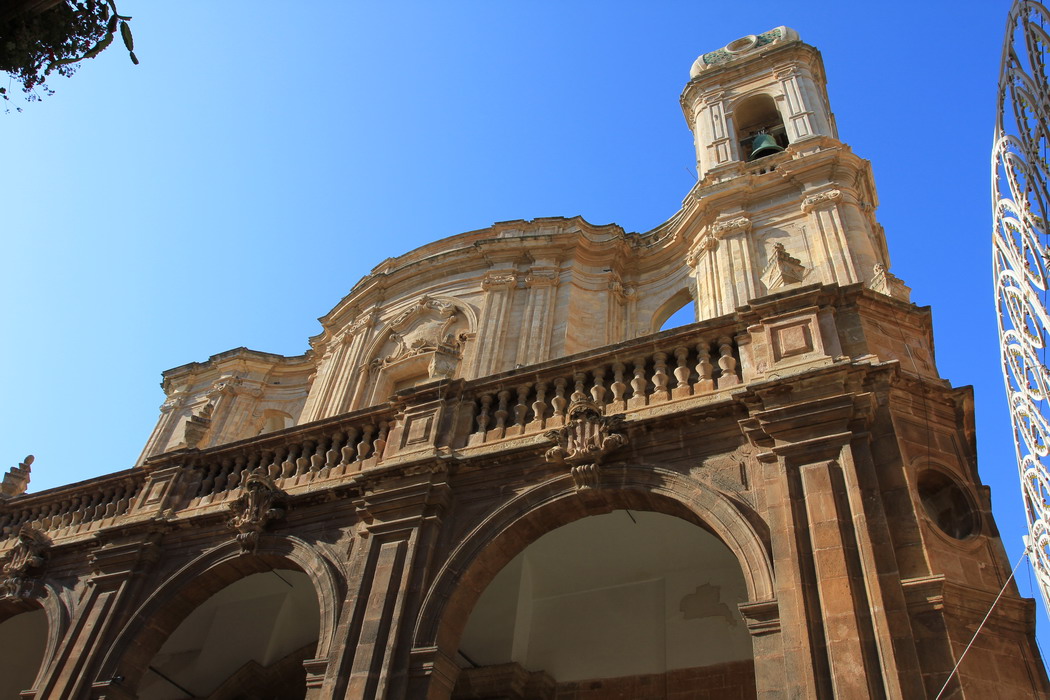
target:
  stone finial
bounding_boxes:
[870,262,912,302]
[761,243,806,291]
[0,455,32,499]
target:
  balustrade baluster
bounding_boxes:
[227,455,247,490]
[282,445,298,479]
[531,382,548,428]
[551,378,568,425]
[590,367,607,409]
[629,357,649,408]
[571,373,587,404]
[296,441,312,475]
[340,428,359,469]
[326,433,342,470]
[494,390,511,437]
[374,422,389,461]
[309,438,325,473]
[673,346,691,398]
[716,335,740,388]
[694,340,715,393]
[475,394,493,437]
[610,362,627,411]
[261,449,277,480]
[652,352,670,402]
[514,385,530,434]
[357,425,375,461]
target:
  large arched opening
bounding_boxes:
[96,538,340,699]
[138,569,320,699]
[411,466,779,699]
[0,601,49,699]
[456,510,754,698]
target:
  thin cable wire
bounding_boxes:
[934,546,1031,699]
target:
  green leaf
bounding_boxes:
[120,21,134,51]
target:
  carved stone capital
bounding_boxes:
[227,468,286,554]
[544,399,628,491]
[801,189,841,213]
[773,64,798,81]
[711,217,752,238]
[0,524,49,600]
[525,270,558,288]
[702,90,726,105]
[482,273,518,291]
[608,280,636,302]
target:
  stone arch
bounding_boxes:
[652,287,696,332]
[0,584,68,697]
[411,464,776,693]
[731,92,788,160]
[94,534,340,694]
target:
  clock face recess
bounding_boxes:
[994,0,1050,612]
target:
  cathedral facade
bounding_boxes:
[1,27,1047,699]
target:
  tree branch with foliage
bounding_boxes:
[0,0,136,109]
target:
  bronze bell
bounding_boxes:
[749,132,784,160]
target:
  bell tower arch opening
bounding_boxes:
[733,94,788,161]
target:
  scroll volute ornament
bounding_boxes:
[227,468,286,554]
[544,399,628,490]
[0,524,49,600]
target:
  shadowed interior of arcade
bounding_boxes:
[452,510,756,699]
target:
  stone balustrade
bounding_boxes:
[0,469,143,541]
[461,332,742,446]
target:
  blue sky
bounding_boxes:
[4,0,1046,658]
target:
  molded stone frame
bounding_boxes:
[90,536,341,700]
[0,585,69,700]
[406,465,782,699]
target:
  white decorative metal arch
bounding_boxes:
[994,0,1050,612]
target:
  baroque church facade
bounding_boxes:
[1,27,1048,699]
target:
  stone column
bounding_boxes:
[323,466,452,699]
[742,388,926,699]
[515,269,559,367]
[773,63,817,142]
[801,189,859,286]
[471,272,517,377]
[42,534,161,699]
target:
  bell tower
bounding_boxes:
[681,28,909,321]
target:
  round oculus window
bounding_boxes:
[917,470,980,540]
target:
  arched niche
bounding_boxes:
[95,537,340,699]
[733,93,788,161]
[411,465,779,699]
[653,288,696,332]
[360,296,477,407]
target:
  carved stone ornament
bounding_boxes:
[761,242,806,290]
[711,217,752,237]
[801,189,841,213]
[0,525,49,600]
[227,468,286,554]
[377,296,468,369]
[544,399,628,491]
[482,273,518,291]
[870,262,912,302]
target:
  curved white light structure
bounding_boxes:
[994,0,1050,612]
